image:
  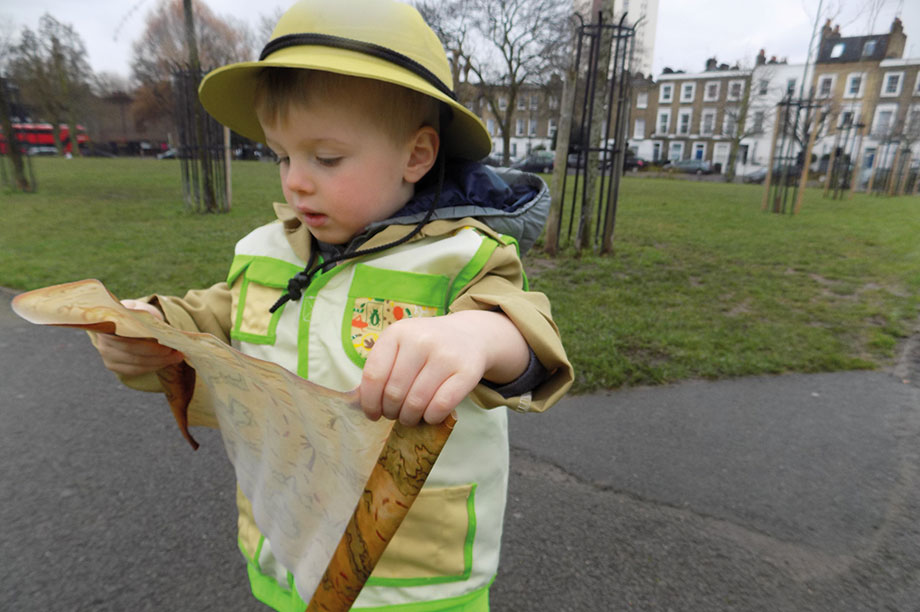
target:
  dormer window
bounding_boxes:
[830,43,845,58]
[862,40,876,56]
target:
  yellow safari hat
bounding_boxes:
[198,0,491,161]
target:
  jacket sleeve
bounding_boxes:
[106,282,233,403]
[448,239,573,413]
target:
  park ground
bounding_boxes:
[2,156,919,394]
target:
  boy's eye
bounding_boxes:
[316,157,342,167]
[273,155,289,166]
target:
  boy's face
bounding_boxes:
[261,101,416,245]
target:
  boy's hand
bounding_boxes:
[359,310,530,426]
[93,299,185,376]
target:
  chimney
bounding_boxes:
[756,49,766,66]
[705,57,718,71]
[886,17,906,58]
[820,19,834,42]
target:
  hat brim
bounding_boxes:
[199,46,492,161]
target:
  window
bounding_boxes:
[636,92,648,109]
[817,75,834,98]
[511,142,518,158]
[515,118,525,136]
[786,79,797,95]
[862,39,876,57]
[881,72,903,96]
[915,73,920,96]
[498,97,507,111]
[657,109,671,134]
[548,118,557,138]
[758,79,769,95]
[724,109,738,136]
[652,141,662,162]
[704,81,720,101]
[548,95,559,110]
[830,42,845,58]
[678,110,692,135]
[680,83,696,103]
[727,80,744,101]
[528,118,537,137]
[752,110,764,133]
[517,96,526,110]
[634,118,646,139]
[839,110,854,128]
[659,83,674,103]
[668,141,684,161]
[486,119,495,136]
[845,73,864,98]
[907,106,920,133]
[873,104,897,136]
[530,95,538,110]
[701,109,716,135]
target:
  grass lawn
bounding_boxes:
[3,157,919,393]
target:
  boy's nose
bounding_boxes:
[283,159,315,195]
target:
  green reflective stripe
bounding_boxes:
[246,562,306,612]
[446,238,498,309]
[296,257,348,379]
[227,254,303,287]
[366,484,477,588]
[354,579,492,612]
[349,265,449,306]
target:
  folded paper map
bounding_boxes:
[12,279,455,611]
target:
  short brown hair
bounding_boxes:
[254,68,441,145]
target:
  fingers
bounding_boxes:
[120,299,165,321]
[95,333,184,377]
[359,319,483,426]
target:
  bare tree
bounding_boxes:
[10,14,92,157]
[417,0,570,165]
[130,0,254,127]
[0,17,33,191]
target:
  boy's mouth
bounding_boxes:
[301,212,328,227]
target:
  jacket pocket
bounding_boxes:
[367,483,477,586]
[229,256,304,345]
[342,264,449,367]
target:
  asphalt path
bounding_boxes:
[2,287,919,611]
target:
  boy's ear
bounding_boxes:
[403,126,439,184]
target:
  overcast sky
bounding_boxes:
[2,0,919,79]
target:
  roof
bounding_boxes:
[817,34,889,63]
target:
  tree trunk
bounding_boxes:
[184,0,217,213]
[724,83,750,183]
[576,8,613,254]
[545,63,578,256]
[0,79,32,192]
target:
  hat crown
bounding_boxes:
[268,0,452,94]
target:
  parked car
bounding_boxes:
[743,165,803,185]
[743,167,768,183]
[623,155,647,171]
[663,159,713,175]
[157,148,178,160]
[511,150,554,173]
[481,154,506,167]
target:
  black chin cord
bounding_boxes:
[269,152,447,313]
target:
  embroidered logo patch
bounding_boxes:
[350,298,438,358]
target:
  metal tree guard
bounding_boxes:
[761,93,822,215]
[172,67,229,213]
[552,12,634,254]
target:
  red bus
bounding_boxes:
[0,122,89,155]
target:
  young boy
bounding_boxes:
[93,0,572,609]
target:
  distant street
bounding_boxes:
[3,287,920,611]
